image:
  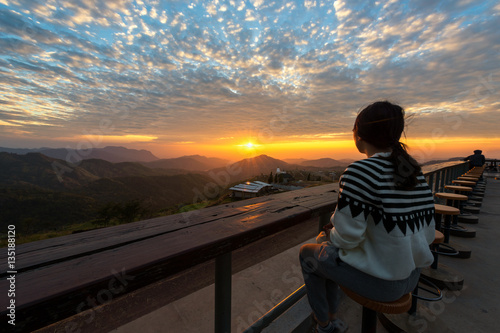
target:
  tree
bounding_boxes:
[120,201,144,223]
[278,173,284,183]
[96,202,120,227]
[268,172,273,184]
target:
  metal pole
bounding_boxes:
[215,252,232,333]
[435,171,442,193]
[427,173,435,196]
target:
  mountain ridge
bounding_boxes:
[0,146,159,163]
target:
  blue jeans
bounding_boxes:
[299,242,420,323]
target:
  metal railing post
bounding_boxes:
[434,171,442,193]
[215,252,232,333]
[427,173,435,195]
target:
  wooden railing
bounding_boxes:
[422,161,469,196]
[0,161,470,333]
[0,183,338,332]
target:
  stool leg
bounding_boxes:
[362,307,377,333]
[408,285,418,315]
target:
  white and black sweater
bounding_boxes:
[330,152,435,280]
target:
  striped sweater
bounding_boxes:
[330,152,435,280]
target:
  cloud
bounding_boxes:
[0,0,498,157]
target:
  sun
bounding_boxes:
[236,141,262,153]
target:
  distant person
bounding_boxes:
[464,150,486,170]
[299,101,435,333]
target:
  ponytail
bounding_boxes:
[390,141,421,190]
[355,101,422,189]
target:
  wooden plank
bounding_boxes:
[1,206,314,331]
[0,184,338,274]
[35,217,321,333]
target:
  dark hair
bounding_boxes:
[353,101,421,190]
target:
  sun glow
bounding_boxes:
[237,141,261,149]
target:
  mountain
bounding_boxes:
[0,152,350,236]
[0,146,159,163]
[0,152,220,233]
[300,158,353,168]
[421,157,465,166]
[0,152,100,189]
[77,159,181,178]
[283,158,308,165]
[210,154,292,183]
[144,155,229,171]
[0,147,50,154]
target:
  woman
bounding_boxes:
[300,101,436,333]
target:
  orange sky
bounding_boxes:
[135,136,500,163]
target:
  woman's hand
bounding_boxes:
[316,230,329,244]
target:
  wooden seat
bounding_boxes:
[340,285,412,333]
[340,286,412,314]
[445,185,473,192]
[452,180,476,186]
[433,199,473,256]
[458,176,479,181]
[435,193,468,201]
[434,203,460,215]
[435,192,481,224]
[433,230,445,244]
[420,205,465,291]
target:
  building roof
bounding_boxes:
[229,181,272,193]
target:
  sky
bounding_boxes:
[0,0,499,162]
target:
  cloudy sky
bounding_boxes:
[0,0,499,161]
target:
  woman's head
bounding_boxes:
[353,101,421,190]
[353,101,405,150]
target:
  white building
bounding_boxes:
[229,181,273,199]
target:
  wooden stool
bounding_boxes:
[434,193,472,258]
[452,180,484,215]
[420,204,464,291]
[458,176,479,181]
[340,285,411,333]
[445,185,480,226]
[452,179,484,200]
[378,231,447,333]
[452,180,476,186]
[444,185,473,193]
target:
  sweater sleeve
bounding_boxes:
[329,163,377,249]
[330,205,366,249]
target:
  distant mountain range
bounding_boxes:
[0,146,355,237]
[0,146,352,173]
[0,146,159,163]
[295,157,356,168]
[0,146,231,171]
[0,147,466,238]
[143,155,230,171]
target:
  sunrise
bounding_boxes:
[0,0,499,162]
[1,2,500,332]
